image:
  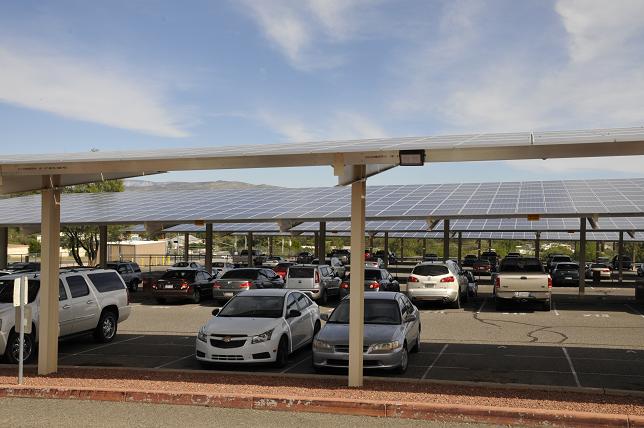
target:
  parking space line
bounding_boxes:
[154,353,195,369]
[476,298,486,314]
[562,347,581,388]
[422,344,448,380]
[552,301,559,316]
[59,335,144,360]
[281,356,311,373]
[625,304,644,318]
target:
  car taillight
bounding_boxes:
[212,281,221,289]
[180,280,189,290]
[341,282,349,289]
[239,281,251,288]
[440,276,455,283]
[602,269,609,273]
[548,276,552,288]
[315,271,320,284]
[369,282,380,289]
[494,277,500,289]
[408,276,419,283]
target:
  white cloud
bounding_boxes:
[0,43,188,137]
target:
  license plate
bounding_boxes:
[565,277,572,280]
[164,284,174,289]
[514,292,530,298]
[224,292,233,297]
[424,283,434,288]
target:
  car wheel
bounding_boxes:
[192,289,201,304]
[4,330,35,364]
[94,310,118,343]
[318,288,327,305]
[395,344,409,374]
[541,300,551,312]
[156,298,166,304]
[274,336,289,368]
[128,281,138,293]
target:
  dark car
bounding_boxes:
[461,255,478,269]
[105,261,142,292]
[329,249,350,264]
[611,255,633,271]
[211,268,284,301]
[423,253,439,262]
[340,268,400,297]
[551,262,580,286]
[473,259,492,276]
[6,262,41,273]
[374,250,397,265]
[546,255,572,272]
[480,252,499,271]
[297,252,315,264]
[152,269,214,304]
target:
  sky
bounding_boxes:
[1,0,644,187]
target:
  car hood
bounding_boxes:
[202,316,282,336]
[317,323,402,345]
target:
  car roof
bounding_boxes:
[416,260,451,266]
[344,291,400,301]
[238,289,293,297]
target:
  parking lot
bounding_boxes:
[49,275,644,392]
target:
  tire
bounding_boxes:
[128,281,138,293]
[411,328,420,354]
[461,289,468,304]
[318,288,327,306]
[274,336,289,368]
[94,310,118,343]
[395,344,409,374]
[541,300,551,312]
[451,294,461,309]
[4,331,35,364]
[156,298,166,304]
[192,288,201,304]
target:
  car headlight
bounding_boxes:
[197,326,208,342]
[251,329,274,344]
[312,339,334,352]
[368,341,401,353]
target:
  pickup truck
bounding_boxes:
[493,257,552,311]
[232,250,267,267]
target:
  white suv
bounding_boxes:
[407,260,469,308]
[0,269,131,364]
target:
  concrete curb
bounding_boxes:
[0,384,642,427]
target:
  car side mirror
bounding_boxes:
[404,314,417,323]
[212,308,219,316]
[287,309,301,319]
[320,313,329,321]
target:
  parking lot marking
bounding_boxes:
[155,353,196,369]
[625,304,644,318]
[59,335,144,360]
[552,301,559,316]
[562,347,581,388]
[422,344,448,380]
[281,356,311,373]
[476,298,486,314]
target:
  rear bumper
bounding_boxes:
[152,289,193,299]
[496,291,550,302]
[407,288,458,302]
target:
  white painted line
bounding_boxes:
[552,301,559,316]
[625,304,644,318]
[476,298,486,314]
[60,335,144,360]
[281,356,311,374]
[562,347,581,388]
[155,353,195,369]
[422,344,448,380]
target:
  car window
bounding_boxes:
[67,275,90,298]
[288,267,315,278]
[220,269,259,280]
[218,295,284,318]
[555,263,579,270]
[286,293,298,313]
[87,272,125,293]
[412,265,449,276]
[117,265,128,274]
[131,263,141,273]
[364,269,382,280]
[294,292,311,311]
[162,270,197,281]
[59,280,68,301]
[396,297,406,315]
[328,299,401,325]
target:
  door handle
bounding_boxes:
[86,300,94,304]
[63,304,71,309]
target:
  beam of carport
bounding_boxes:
[205,223,213,273]
[443,219,450,260]
[618,231,624,282]
[318,222,326,261]
[0,227,7,269]
[99,225,108,268]
[579,218,587,294]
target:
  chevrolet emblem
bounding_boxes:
[223,336,232,342]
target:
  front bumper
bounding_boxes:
[195,335,278,363]
[313,347,404,369]
[407,287,458,302]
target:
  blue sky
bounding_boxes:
[1,0,643,187]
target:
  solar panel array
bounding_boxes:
[1,177,644,225]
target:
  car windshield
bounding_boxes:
[289,267,314,278]
[275,263,293,269]
[556,263,578,270]
[412,265,449,276]
[161,270,196,280]
[591,264,608,268]
[364,269,382,280]
[327,300,401,325]
[499,258,544,273]
[220,269,259,280]
[218,296,284,318]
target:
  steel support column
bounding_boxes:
[618,231,624,282]
[535,232,541,261]
[319,222,326,261]
[313,232,319,259]
[268,236,274,256]
[205,223,213,273]
[383,232,389,267]
[595,241,600,261]
[183,233,189,262]
[0,227,8,270]
[488,239,492,250]
[477,240,481,258]
[457,232,462,263]
[399,238,404,262]
[99,225,108,268]
[348,178,366,387]
[443,219,450,261]
[423,238,427,256]
[579,218,586,295]
[38,183,61,375]
[247,232,254,267]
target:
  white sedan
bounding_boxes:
[196,289,320,367]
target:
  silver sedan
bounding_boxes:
[312,292,421,373]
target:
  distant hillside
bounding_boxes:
[124,180,281,191]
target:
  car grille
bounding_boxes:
[211,355,244,361]
[210,338,246,348]
[334,345,370,353]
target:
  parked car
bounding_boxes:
[212,268,284,301]
[340,268,400,297]
[505,252,521,259]
[284,264,341,304]
[0,269,131,364]
[296,252,315,264]
[105,261,142,292]
[611,255,633,271]
[461,255,478,271]
[211,261,234,278]
[463,271,478,297]
[473,259,492,276]
[422,253,439,262]
[232,250,267,267]
[494,257,551,311]
[196,289,320,367]
[273,262,295,280]
[263,256,285,268]
[152,269,214,304]
[364,257,385,269]
[546,255,572,272]
[313,292,420,373]
[550,262,580,286]
[406,261,468,308]
[585,263,612,279]
[638,264,644,277]
[329,249,350,264]
[5,262,41,273]
[169,261,204,270]
[374,250,397,265]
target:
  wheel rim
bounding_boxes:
[11,336,32,362]
[102,316,115,339]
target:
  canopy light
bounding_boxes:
[399,150,426,166]
[527,214,540,221]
